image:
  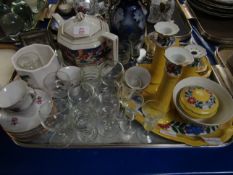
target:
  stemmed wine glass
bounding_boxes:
[137,100,165,143]
[118,66,150,140]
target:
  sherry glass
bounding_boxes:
[137,100,165,143]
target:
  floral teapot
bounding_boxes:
[52,12,119,66]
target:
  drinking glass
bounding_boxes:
[72,108,98,143]
[119,93,144,141]
[11,0,34,30]
[25,0,46,13]
[93,91,120,140]
[0,12,25,39]
[0,2,10,18]
[73,0,107,16]
[39,99,74,146]
[73,0,96,15]
[68,82,95,109]
[137,100,165,143]
[43,71,71,99]
[147,0,175,24]
[81,65,100,87]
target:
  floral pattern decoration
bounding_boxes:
[158,121,218,136]
[166,61,182,77]
[11,117,18,126]
[184,87,216,110]
[36,96,43,105]
[60,42,110,66]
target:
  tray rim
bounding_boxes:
[11,137,233,149]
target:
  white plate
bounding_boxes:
[0,89,51,132]
[173,77,233,126]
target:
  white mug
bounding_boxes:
[11,44,61,90]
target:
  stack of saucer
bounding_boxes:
[187,0,233,18]
[6,124,48,143]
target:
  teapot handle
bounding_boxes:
[101,32,119,65]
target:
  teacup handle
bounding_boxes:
[101,32,119,65]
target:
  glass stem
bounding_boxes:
[146,130,150,137]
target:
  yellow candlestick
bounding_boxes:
[154,47,194,114]
[150,46,166,85]
[155,73,179,113]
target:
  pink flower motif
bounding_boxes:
[158,123,171,129]
[11,117,18,126]
[36,96,43,104]
[187,97,196,104]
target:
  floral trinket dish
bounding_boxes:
[179,86,219,119]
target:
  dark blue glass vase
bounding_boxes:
[110,0,147,43]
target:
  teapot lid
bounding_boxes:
[62,12,101,39]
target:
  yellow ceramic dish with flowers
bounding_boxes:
[179,86,219,119]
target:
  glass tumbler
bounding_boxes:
[43,71,71,99]
[137,100,165,143]
[39,99,74,146]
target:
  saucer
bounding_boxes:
[0,89,51,133]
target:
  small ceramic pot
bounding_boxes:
[184,44,207,73]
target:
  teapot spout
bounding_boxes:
[52,13,64,26]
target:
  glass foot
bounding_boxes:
[136,129,155,144]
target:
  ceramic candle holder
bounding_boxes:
[150,21,180,87]
[182,44,208,78]
[165,47,194,77]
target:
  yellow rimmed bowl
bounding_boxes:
[173,77,233,126]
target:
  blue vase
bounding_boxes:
[110,0,147,42]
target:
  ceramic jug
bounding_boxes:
[11,44,60,90]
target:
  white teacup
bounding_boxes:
[11,44,61,90]
[122,66,151,98]
[124,66,151,90]
[0,80,34,111]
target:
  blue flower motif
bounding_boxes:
[184,125,204,135]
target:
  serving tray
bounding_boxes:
[4,45,232,149]
[2,1,233,149]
